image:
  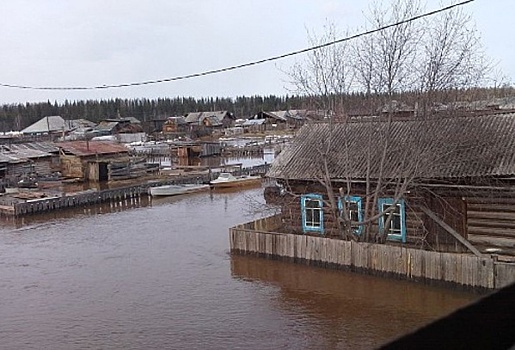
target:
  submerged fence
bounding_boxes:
[3,163,271,217]
[229,215,515,290]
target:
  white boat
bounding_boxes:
[149,183,210,197]
[209,172,261,189]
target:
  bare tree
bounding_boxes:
[288,22,355,115]
[417,3,491,110]
[355,0,423,96]
[281,0,495,243]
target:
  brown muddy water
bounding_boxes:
[0,188,479,349]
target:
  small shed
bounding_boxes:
[57,141,142,181]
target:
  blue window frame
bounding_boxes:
[338,196,363,235]
[378,198,406,242]
[301,194,324,234]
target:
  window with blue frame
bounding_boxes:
[301,194,324,234]
[378,198,406,242]
[338,196,363,235]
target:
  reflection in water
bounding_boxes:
[231,255,478,349]
[0,188,478,349]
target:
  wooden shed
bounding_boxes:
[57,141,145,182]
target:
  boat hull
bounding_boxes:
[149,184,209,197]
[209,176,262,189]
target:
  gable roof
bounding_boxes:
[268,113,515,181]
[184,111,232,125]
[21,116,67,134]
[21,116,96,134]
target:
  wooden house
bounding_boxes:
[91,118,143,137]
[162,116,188,134]
[267,112,515,258]
[184,111,235,128]
[0,142,60,186]
[252,110,307,130]
[57,141,146,182]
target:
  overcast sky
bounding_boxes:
[0,0,512,105]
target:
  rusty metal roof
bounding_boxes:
[268,113,515,181]
[56,141,129,156]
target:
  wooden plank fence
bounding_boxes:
[229,215,515,290]
[3,163,270,217]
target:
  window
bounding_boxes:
[338,196,363,235]
[378,198,406,242]
[301,194,324,234]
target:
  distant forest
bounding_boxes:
[0,87,513,132]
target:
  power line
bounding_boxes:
[0,0,475,91]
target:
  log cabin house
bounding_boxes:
[266,112,515,259]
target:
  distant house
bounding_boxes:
[242,119,266,133]
[184,111,235,128]
[90,118,145,143]
[57,141,146,181]
[21,116,95,137]
[162,116,188,134]
[251,110,307,130]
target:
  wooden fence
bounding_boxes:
[3,163,270,217]
[229,215,515,290]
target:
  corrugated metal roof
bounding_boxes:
[268,113,515,181]
[0,143,54,163]
[9,142,60,153]
[56,141,129,156]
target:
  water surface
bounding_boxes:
[0,188,478,349]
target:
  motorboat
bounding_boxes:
[209,172,261,189]
[149,183,210,197]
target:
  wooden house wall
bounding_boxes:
[32,156,59,175]
[278,180,515,255]
[60,155,84,178]
[464,196,515,252]
[278,181,467,252]
[87,162,99,181]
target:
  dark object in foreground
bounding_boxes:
[380,283,515,349]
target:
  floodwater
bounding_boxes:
[0,188,479,349]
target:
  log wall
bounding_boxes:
[466,196,515,251]
[229,216,515,290]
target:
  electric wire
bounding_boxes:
[0,0,475,91]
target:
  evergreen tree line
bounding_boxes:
[0,95,308,132]
[0,86,512,132]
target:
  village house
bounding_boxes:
[21,116,96,140]
[90,117,145,143]
[250,110,309,130]
[0,142,60,187]
[161,116,188,135]
[184,111,235,128]
[231,111,515,289]
[57,141,147,182]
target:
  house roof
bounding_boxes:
[21,116,68,134]
[57,141,129,156]
[268,113,515,181]
[243,119,266,126]
[21,116,95,134]
[185,111,231,125]
[0,142,58,164]
[200,115,223,127]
